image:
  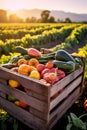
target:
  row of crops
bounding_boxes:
[0,23,87,56]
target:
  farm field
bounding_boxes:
[0,23,87,130]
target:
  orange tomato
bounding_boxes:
[18,64,30,76]
[17,58,28,66]
[28,58,39,68]
[45,61,54,69]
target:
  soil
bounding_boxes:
[42,36,87,54]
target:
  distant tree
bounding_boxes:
[40,10,50,23]
[48,16,56,23]
[9,14,23,23]
[64,17,72,23]
[57,18,61,23]
[25,17,30,23]
[81,21,87,24]
[0,9,8,22]
[25,17,37,23]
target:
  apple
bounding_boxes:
[36,63,45,73]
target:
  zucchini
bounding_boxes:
[42,52,55,57]
[55,50,75,62]
[9,56,23,64]
[53,60,75,73]
[38,59,49,64]
[23,55,31,60]
[75,57,83,66]
[1,63,17,69]
[14,46,28,55]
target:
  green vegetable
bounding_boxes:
[14,46,28,55]
[1,63,17,69]
[36,52,55,63]
[75,57,83,66]
[38,59,49,64]
[66,113,86,130]
[9,56,23,64]
[7,95,17,102]
[23,55,32,60]
[55,50,75,62]
[53,60,75,73]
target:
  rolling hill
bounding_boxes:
[7,9,87,22]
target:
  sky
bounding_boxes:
[0,0,87,14]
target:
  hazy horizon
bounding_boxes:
[0,0,87,14]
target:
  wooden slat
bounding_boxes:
[0,67,50,96]
[0,83,49,113]
[0,97,46,130]
[50,67,83,97]
[0,78,7,85]
[30,107,49,121]
[26,89,48,102]
[49,87,81,130]
[0,91,6,98]
[50,76,82,111]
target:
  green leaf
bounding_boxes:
[70,113,86,130]
[66,123,72,130]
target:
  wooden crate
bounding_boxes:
[0,58,85,130]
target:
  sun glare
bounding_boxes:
[6,1,24,10]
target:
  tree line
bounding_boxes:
[0,9,87,23]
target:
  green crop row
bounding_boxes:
[0,23,63,41]
[52,24,87,51]
[0,24,75,55]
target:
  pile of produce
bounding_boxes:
[2,47,83,86]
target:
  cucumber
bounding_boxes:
[55,50,75,62]
[9,56,23,64]
[38,59,49,64]
[53,60,75,73]
[23,55,31,60]
[14,46,28,55]
[75,57,83,66]
[1,63,17,69]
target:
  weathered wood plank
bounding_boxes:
[0,83,49,113]
[0,67,50,96]
[0,97,46,130]
[49,87,81,130]
[0,91,7,98]
[50,67,83,97]
[50,76,82,111]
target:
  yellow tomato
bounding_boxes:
[29,70,40,80]
[8,79,20,88]
[14,101,20,106]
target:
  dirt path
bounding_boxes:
[42,36,87,54]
